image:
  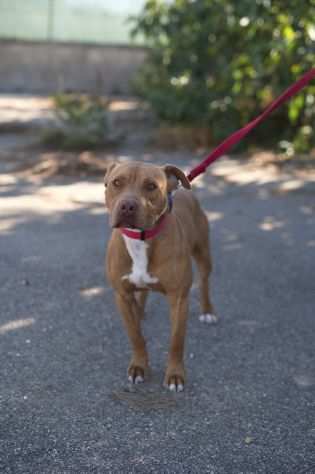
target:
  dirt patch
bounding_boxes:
[1,95,314,179]
[111,388,177,410]
[245,149,315,172]
[1,145,314,182]
[13,150,110,178]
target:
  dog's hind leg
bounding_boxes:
[192,217,217,324]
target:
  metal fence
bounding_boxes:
[0,0,145,45]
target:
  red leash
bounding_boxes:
[187,68,315,182]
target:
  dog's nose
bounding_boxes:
[119,199,138,217]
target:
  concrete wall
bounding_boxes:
[0,40,147,95]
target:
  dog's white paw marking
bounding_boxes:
[168,382,184,392]
[122,236,158,288]
[135,375,144,384]
[199,313,218,324]
[128,374,144,384]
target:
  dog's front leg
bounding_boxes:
[164,291,189,392]
[115,291,149,384]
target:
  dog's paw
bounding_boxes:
[199,313,218,324]
[128,365,145,384]
[164,374,185,393]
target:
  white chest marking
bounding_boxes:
[122,235,158,288]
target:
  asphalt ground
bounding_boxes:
[0,151,314,473]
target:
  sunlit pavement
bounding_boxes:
[0,152,315,473]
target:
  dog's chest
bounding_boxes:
[122,236,158,288]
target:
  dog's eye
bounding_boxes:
[112,178,121,188]
[145,182,157,191]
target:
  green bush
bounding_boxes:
[132,0,315,152]
[42,94,109,150]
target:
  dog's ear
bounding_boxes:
[104,161,118,187]
[163,165,191,191]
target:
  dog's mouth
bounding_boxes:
[111,215,139,229]
[111,214,156,231]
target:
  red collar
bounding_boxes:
[120,213,168,241]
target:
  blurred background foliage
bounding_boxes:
[132,0,315,153]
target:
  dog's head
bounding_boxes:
[104,161,191,229]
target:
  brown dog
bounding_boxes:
[104,161,217,392]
